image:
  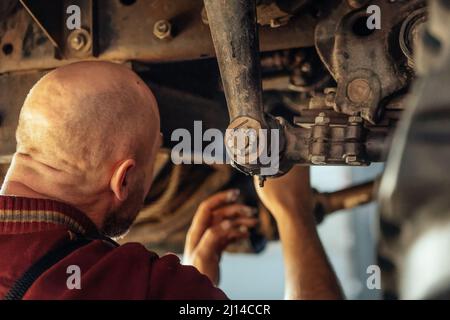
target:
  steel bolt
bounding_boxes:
[70,34,85,51]
[153,20,172,40]
[67,29,91,53]
[347,78,371,104]
[226,127,257,157]
[315,112,330,125]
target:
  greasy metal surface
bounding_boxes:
[204,0,283,179]
[203,0,264,123]
[315,0,425,123]
[284,112,389,166]
[0,0,403,170]
[0,0,317,73]
[20,0,94,59]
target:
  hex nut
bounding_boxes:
[315,112,330,125]
[67,29,92,53]
[153,20,172,40]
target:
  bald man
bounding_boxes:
[0,61,261,299]
[0,61,342,300]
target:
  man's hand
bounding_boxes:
[254,166,343,300]
[184,189,258,286]
[254,165,314,224]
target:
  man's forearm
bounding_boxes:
[276,212,344,300]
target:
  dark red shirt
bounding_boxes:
[0,196,227,300]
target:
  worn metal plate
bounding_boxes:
[0,0,317,73]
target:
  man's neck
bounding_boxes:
[0,179,52,199]
[1,154,64,199]
[1,156,108,230]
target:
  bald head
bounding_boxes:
[18,61,159,175]
[5,61,162,236]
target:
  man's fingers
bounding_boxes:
[191,189,240,227]
[212,204,257,224]
[187,189,241,249]
[219,217,258,230]
[198,189,240,213]
[200,227,245,253]
[226,229,250,241]
[199,226,230,254]
[198,218,257,254]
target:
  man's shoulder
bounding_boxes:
[90,240,160,263]
[89,240,185,272]
[76,240,228,300]
[3,232,226,299]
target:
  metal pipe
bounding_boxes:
[314,179,377,223]
[203,0,265,124]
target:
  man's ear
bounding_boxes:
[110,159,136,202]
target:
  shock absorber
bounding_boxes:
[203,0,286,183]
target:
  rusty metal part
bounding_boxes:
[20,0,94,59]
[202,0,398,172]
[282,86,395,163]
[203,0,265,124]
[225,117,265,166]
[313,179,376,223]
[204,0,287,177]
[0,0,402,171]
[315,0,425,123]
[399,7,427,69]
[224,116,287,178]
[256,2,292,28]
[67,28,92,56]
[283,113,389,165]
[0,0,317,74]
[259,47,333,94]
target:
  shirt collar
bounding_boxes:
[0,195,99,236]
